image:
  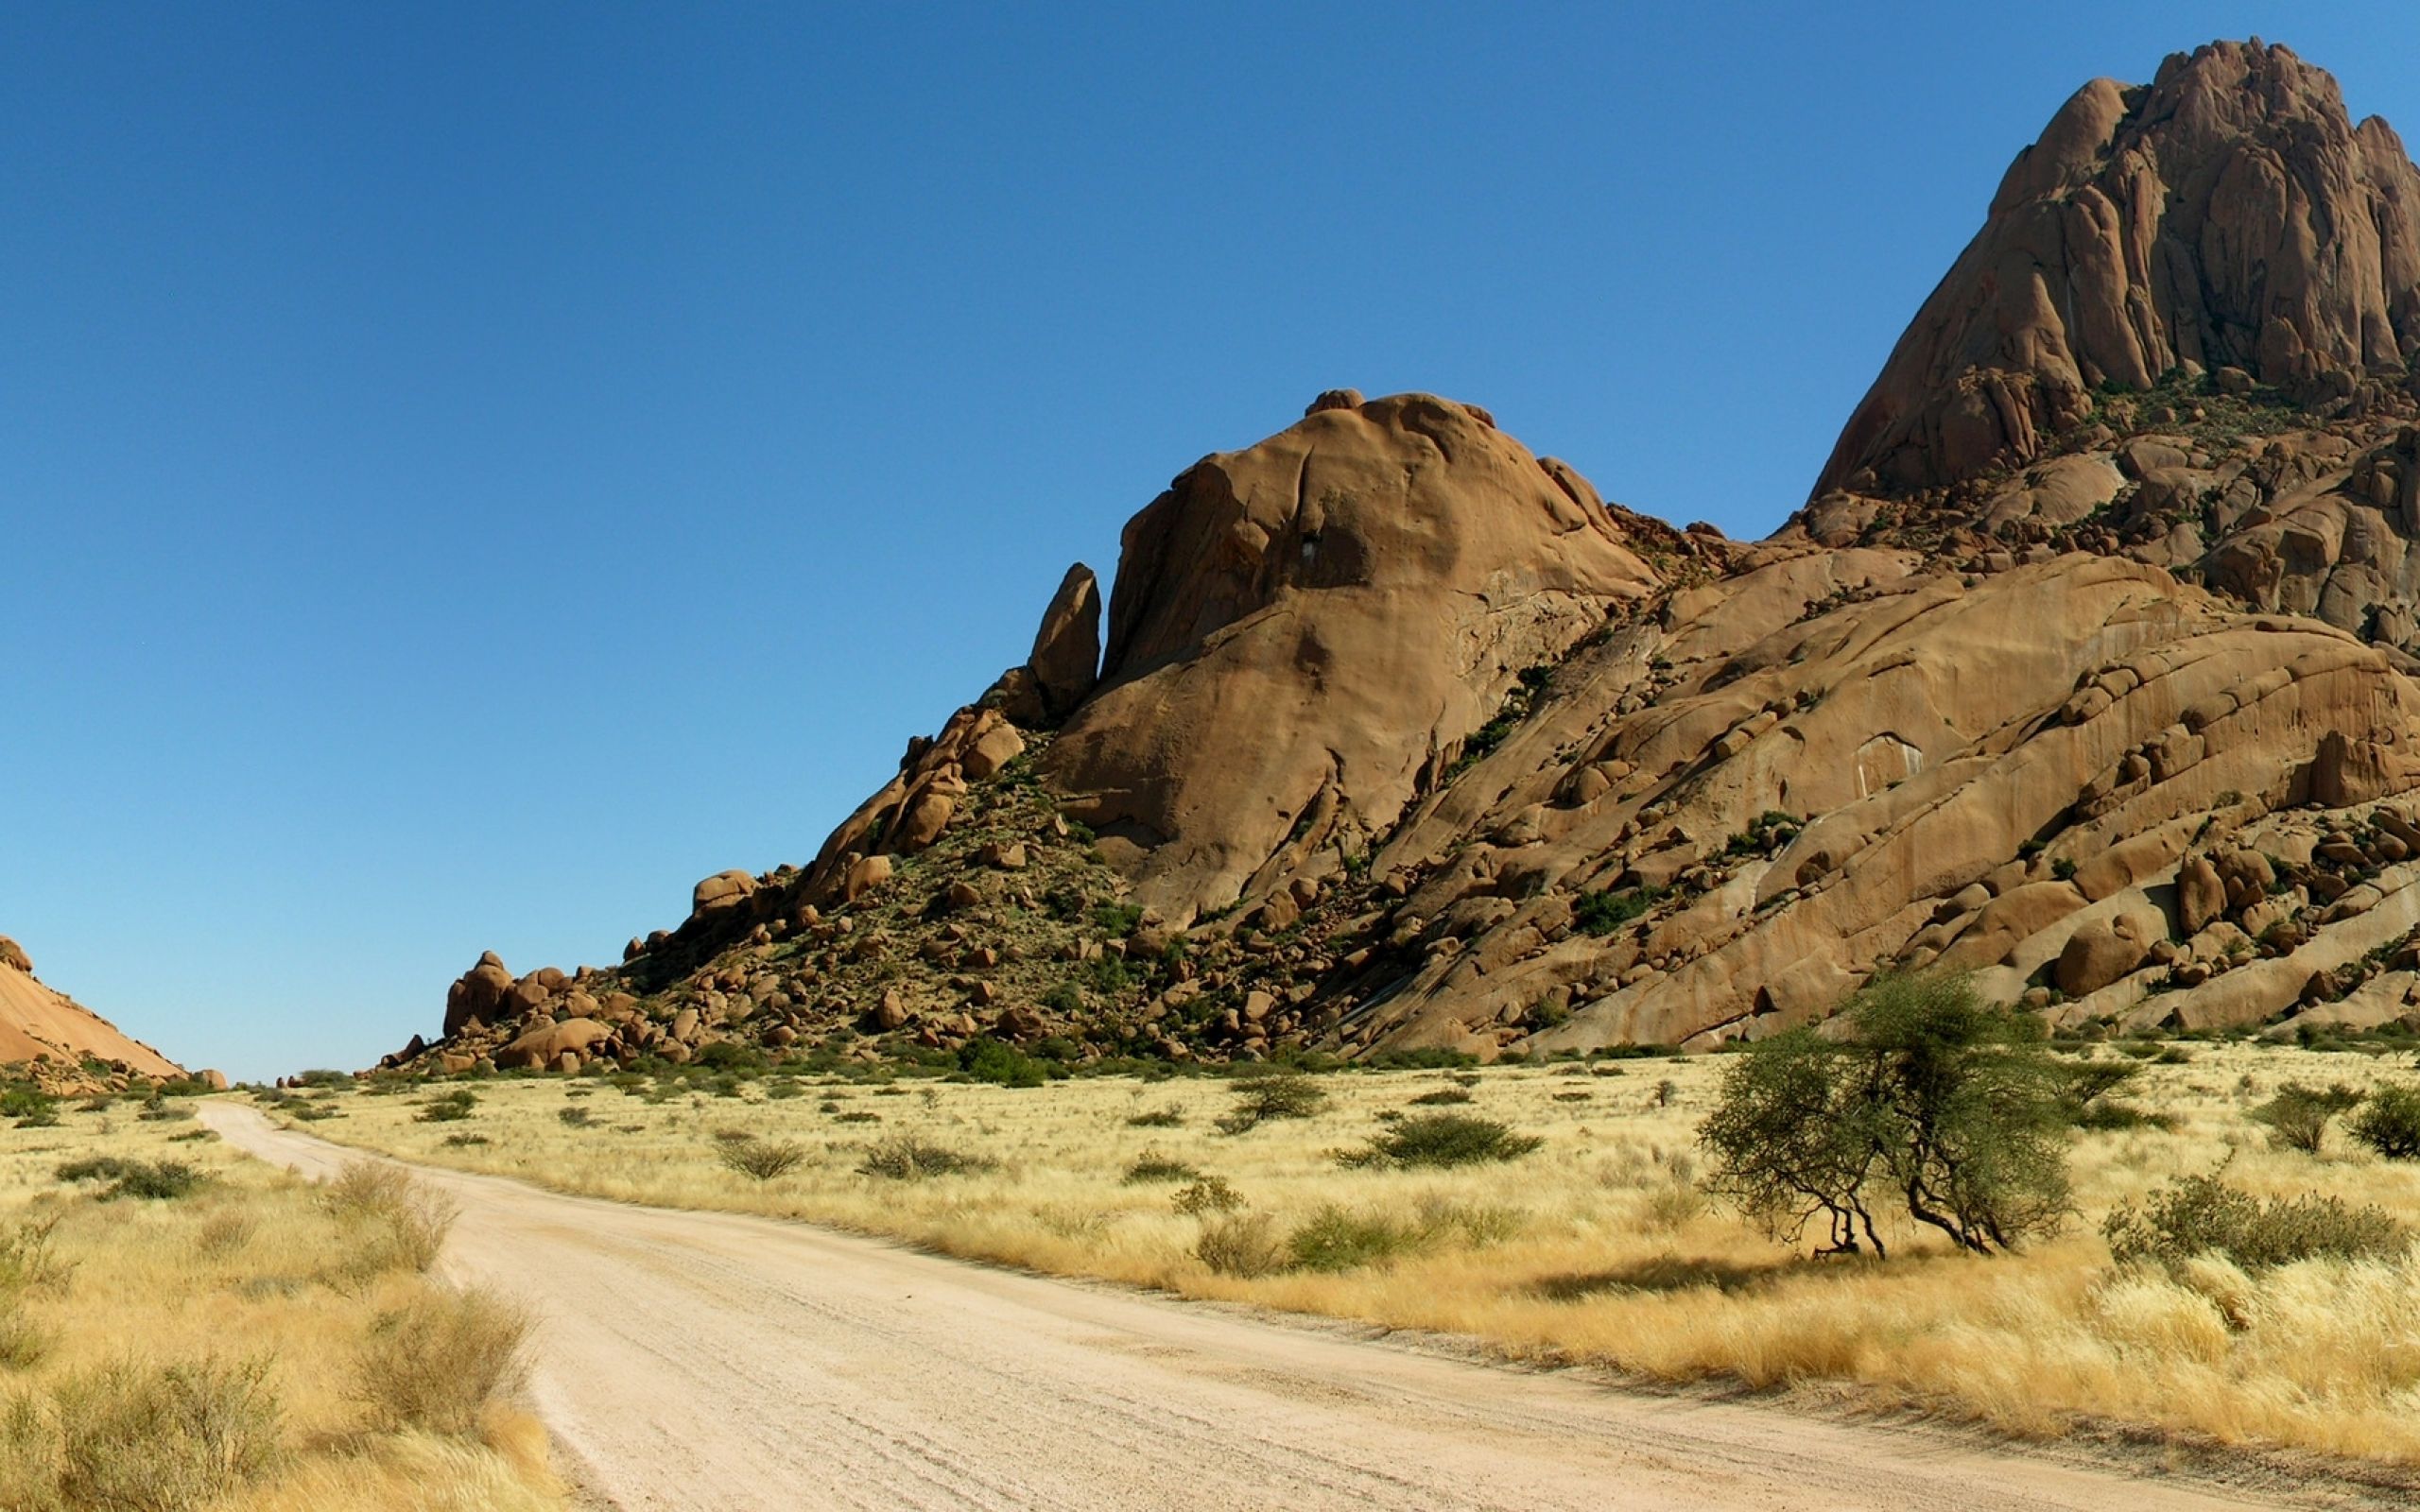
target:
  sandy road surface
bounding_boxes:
[202,1102,2292,1512]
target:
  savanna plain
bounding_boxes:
[0,1085,563,1511]
[250,1030,2420,1483]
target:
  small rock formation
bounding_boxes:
[1818,40,2420,494]
[442,951,516,1036]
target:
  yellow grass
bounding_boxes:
[0,1098,562,1511]
[302,1043,2420,1464]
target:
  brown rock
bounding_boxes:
[1025,563,1103,721]
[843,853,894,903]
[496,1017,612,1072]
[980,840,1028,870]
[692,869,758,918]
[2055,909,2164,997]
[443,952,514,1036]
[2177,854,2227,936]
[1818,42,2420,493]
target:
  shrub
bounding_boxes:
[718,1139,806,1181]
[1699,971,2070,1258]
[1345,1113,1543,1169]
[414,1090,478,1124]
[441,1131,491,1147]
[2104,1171,2410,1271]
[0,1215,65,1294]
[1091,902,1145,937]
[41,1356,284,1511]
[1193,1212,1286,1278]
[2253,1081,2363,1154]
[1125,1107,1183,1128]
[0,1300,49,1369]
[1170,1176,1245,1215]
[1287,1207,1422,1272]
[1216,1073,1328,1135]
[57,1157,202,1201]
[1408,1087,1473,1107]
[1573,885,1666,936]
[858,1136,994,1180]
[2350,1083,2420,1160]
[323,1161,456,1275]
[1040,982,1083,1014]
[959,1036,1049,1088]
[352,1287,530,1436]
[1122,1155,1201,1184]
[1,1086,58,1127]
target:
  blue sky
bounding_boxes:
[8,3,2420,1079]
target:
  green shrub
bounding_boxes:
[1408,1087,1473,1107]
[1125,1107,1183,1128]
[1040,982,1083,1014]
[56,1158,202,1201]
[1699,971,2070,1258]
[556,1106,594,1127]
[2253,1081,2363,1154]
[1287,1207,1422,1272]
[2103,1171,2410,1270]
[413,1090,478,1124]
[1122,1155,1201,1184]
[1573,885,1666,936]
[1343,1113,1542,1168]
[1090,902,1144,937]
[959,1036,1050,1088]
[2350,1084,2420,1160]
[1216,1073,1327,1135]
[857,1136,994,1180]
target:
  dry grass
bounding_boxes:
[0,1100,562,1510]
[301,1043,2420,1464]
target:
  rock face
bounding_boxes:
[1042,391,1680,914]
[390,40,2420,1077]
[0,935,186,1086]
[1818,40,2420,495]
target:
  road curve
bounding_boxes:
[201,1102,2284,1512]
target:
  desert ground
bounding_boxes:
[0,1091,561,1510]
[207,1097,2318,1512]
[223,1040,2420,1497]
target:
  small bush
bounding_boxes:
[37,1356,284,1511]
[57,1157,202,1201]
[1122,1155,1201,1184]
[1170,1176,1245,1215]
[323,1161,456,1275]
[1194,1212,1286,1278]
[440,1131,491,1147]
[0,1215,65,1293]
[719,1139,806,1180]
[0,1300,49,1369]
[2104,1171,2410,1271]
[1125,1107,1183,1128]
[1288,1207,1422,1272]
[1344,1113,1543,1169]
[858,1136,994,1180]
[1090,902,1144,937]
[414,1090,478,1124]
[2253,1081,2362,1154]
[1574,885,1666,936]
[2348,1083,2420,1160]
[959,1036,1050,1088]
[557,1106,594,1127]
[1216,1073,1328,1135]
[353,1287,530,1436]
[1408,1087,1473,1107]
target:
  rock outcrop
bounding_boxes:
[1043,391,1685,915]
[1818,40,2420,496]
[384,40,2420,1079]
[0,935,187,1088]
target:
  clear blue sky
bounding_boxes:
[8,3,2418,1080]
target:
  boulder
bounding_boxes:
[443,952,514,1036]
[692,869,759,919]
[2055,908,2165,997]
[496,1017,613,1072]
[1025,564,1102,721]
[0,937,28,975]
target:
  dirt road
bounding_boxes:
[202,1102,2295,1511]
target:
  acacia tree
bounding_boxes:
[1700,972,2071,1258]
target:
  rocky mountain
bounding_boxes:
[0,935,195,1090]
[388,40,2420,1077]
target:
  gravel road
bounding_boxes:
[201,1102,2298,1511]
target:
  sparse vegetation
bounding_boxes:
[1573,885,1667,936]
[717,1137,807,1181]
[2252,1080,2363,1154]
[2347,1082,2420,1160]
[857,1135,994,1180]
[2103,1171,2409,1271]
[1699,972,2069,1257]
[1342,1113,1542,1169]
[1215,1072,1327,1134]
